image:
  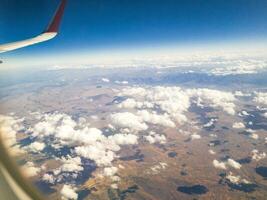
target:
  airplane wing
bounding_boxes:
[0,1,67,199]
[0,0,67,54]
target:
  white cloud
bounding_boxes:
[254,92,267,105]
[147,162,168,175]
[75,145,116,167]
[234,91,251,97]
[61,185,78,200]
[42,173,56,184]
[209,149,216,155]
[111,110,175,137]
[187,88,236,115]
[110,112,148,131]
[137,110,175,128]
[213,158,242,170]
[226,172,241,184]
[213,158,241,171]
[227,159,242,169]
[118,164,125,169]
[103,166,118,177]
[226,172,250,185]
[118,87,237,134]
[263,112,267,118]
[25,141,45,152]
[115,80,128,85]
[35,114,105,147]
[246,129,255,133]
[249,133,259,140]
[252,149,266,161]
[241,111,249,116]
[118,98,140,109]
[210,59,267,76]
[213,160,227,170]
[90,115,98,120]
[119,86,190,124]
[59,156,84,173]
[31,113,67,138]
[118,99,154,109]
[144,131,166,144]
[203,118,217,128]
[16,112,142,181]
[0,115,25,155]
[232,122,245,129]
[111,183,118,189]
[101,78,110,83]
[111,175,121,182]
[190,134,201,140]
[108,133,138,145]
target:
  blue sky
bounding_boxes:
[0,0,267,68]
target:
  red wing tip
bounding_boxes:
[45,0,67,33]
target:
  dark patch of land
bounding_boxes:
[177,184,208,195]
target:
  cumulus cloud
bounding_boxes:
[31,113,66,138]
[254,92,267,105]
[90,115,98,120]
[58,156,84,173]
[213,160,227,170]
[187,88,236,115]
[240,111,250,116]
[190,133,201,140]
[111,109,175,136]
[110,112,148,131]
[252,149,266,161]
[249,133,259,140]
[119,86,190,124]
[115,80,128,85]
[111,183,118,189]
[117,86,237,135]
[232,122,245,129]
[43,173,56,184]
[101,78,110,83]
[13,112,143,186]
[137,110,175,128]
[226,172,250,185]
[75,145,116,167]
[213,158,241,170]
[210,59,267,76]
[30,113,106,149]
[263,112,267,118]
[209,149,216,155]
[61,185,78,200]
[234,91,251,97]
[203,118,217,128]
[74,133,136,167]
[226,172,241,184]
[147,162,168,175]
[118,99,153,109]
[118,98,141,109]
[108,133,138,145]
[0,115,25,155]
[144,131,166,144]
[103,166,118,177]
[227,159,242,169]
[25,141,45,152]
